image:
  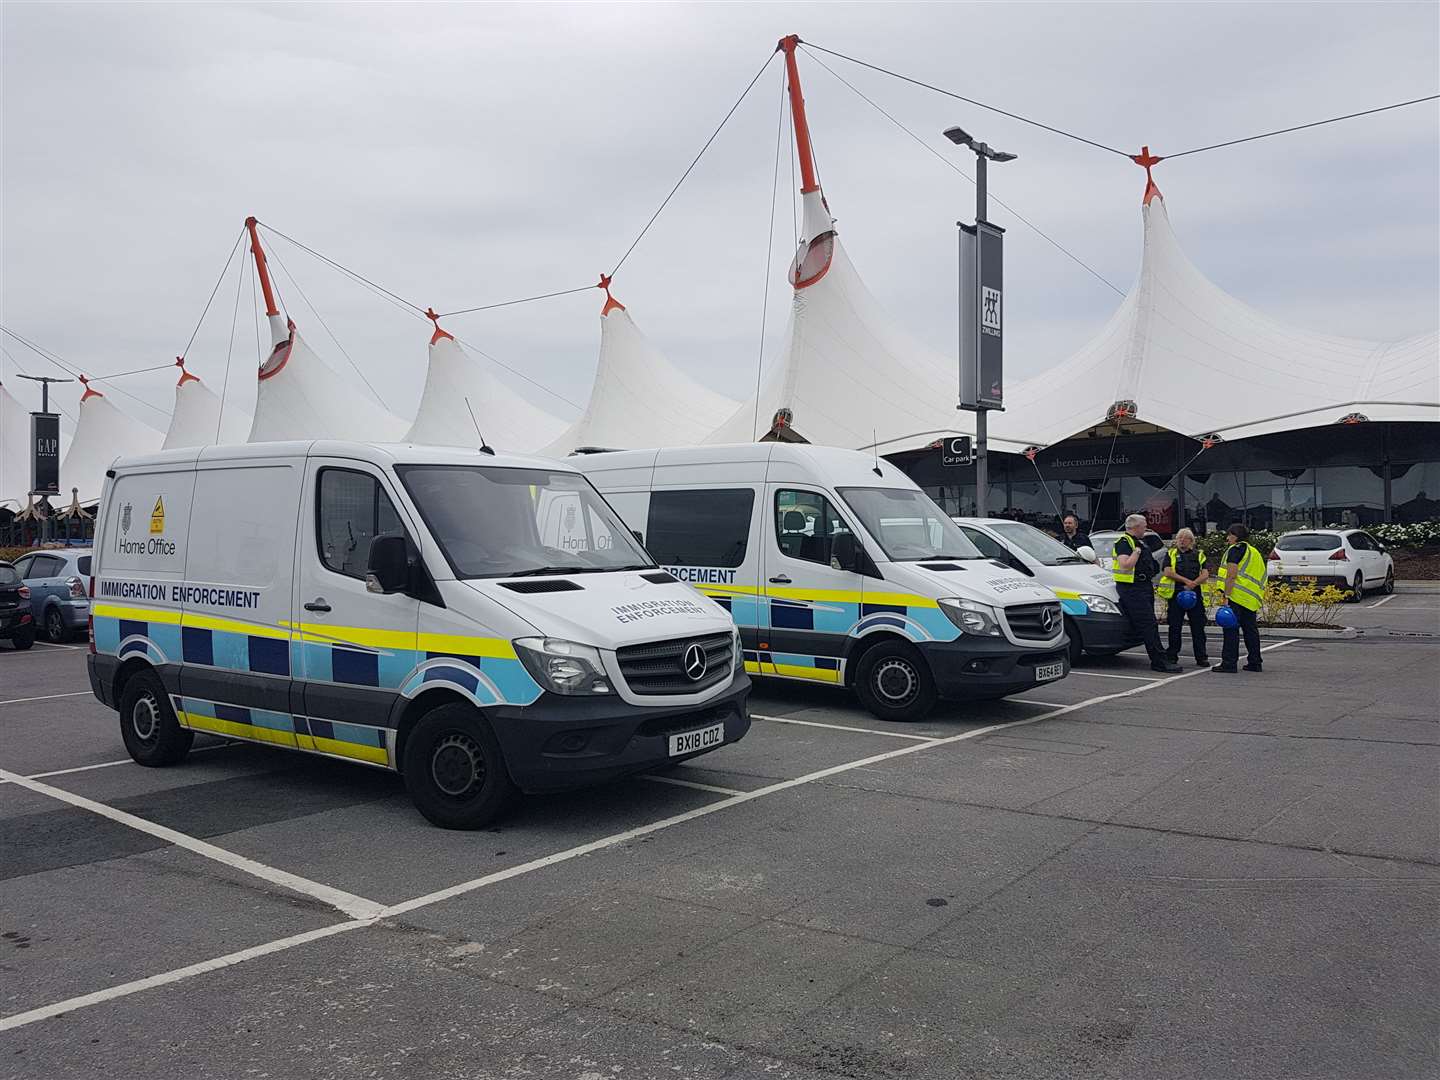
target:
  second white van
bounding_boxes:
[574,444,1070,722]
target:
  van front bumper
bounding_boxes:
[1072,611,1142,654]
[920,638,1069,700]
[486,675,752,794]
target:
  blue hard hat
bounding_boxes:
[1215,605,1238,628]
[1177,589,1198,610]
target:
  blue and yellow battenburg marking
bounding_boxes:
[171,695,391,766]
[93,603,544,710]
[743,650,843,683]
[1051,589,1091,616]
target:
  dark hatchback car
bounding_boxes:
[0,560,36,649]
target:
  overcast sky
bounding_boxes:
[2,1,1436,435]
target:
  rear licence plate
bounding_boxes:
[1035,661,1065,682]
[669,722,725,756]
[1292,575,1318,584]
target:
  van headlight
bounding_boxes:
[937,598,1001,637]
[732,628,743,672]
[1079,593,1120,615]
[513,637,611,695]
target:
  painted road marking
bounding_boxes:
[0,689,93,706]
[1368,595,1396,609]
[31,640,82,651]
[639,774,745,796]
[1012,699,1071,708]
[0,639,1300,1031]
[2,743,236,785]
[1068,670,1160,682]
[0,768,385,920]
[751,713,939,741]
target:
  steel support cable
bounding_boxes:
[1166,94,1440,159]
[609,50,779,278]
[256,221,426,319]
[801,45,1125,298]
[439,286,595,319]
[90,363,178,381]
[753,67,787,441]
[0,345,76,422]
[803,41,1131,158]
[216,247,245,441]
[1025,452,1066,522]
[0,326,171,421]
[450,334,586,413]
[178,228,246,362]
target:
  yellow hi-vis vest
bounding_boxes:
[1112,533,1139,584]
[1219,542,1268,612]
[1157,547,1207,600]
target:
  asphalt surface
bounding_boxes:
[1,588,1437,1080]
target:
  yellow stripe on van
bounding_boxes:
[770,662,842,683]
[307,734,390,765]
[765,586,939,608]
[92,603,183,625]
[178,710,298,749]
[182,612,291,640]
[416,633,518,659]
[281,621,517,659]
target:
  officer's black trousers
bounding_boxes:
[1166,597,1209,662]
[1117,584,1165,665]
[1220,603,1262,668]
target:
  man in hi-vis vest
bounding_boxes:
[1213,522,1268,673]
[1112,514,1182,673]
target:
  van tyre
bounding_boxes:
[403,703,516,830]
[119,670,193,766]
[1064,617,1084,667]
[854,640,937,723]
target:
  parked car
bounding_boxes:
[0,560,36,649]
[1088,528,1164,571]
[1269,529,1394,601]
[13,548,92,641]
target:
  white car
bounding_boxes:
[1268,529,1394,601]
[1088,528,1164,571]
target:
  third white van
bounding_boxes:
[574,444,1069,722]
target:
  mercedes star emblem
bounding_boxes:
[683,643,707,681]
[1041,607,1056,632]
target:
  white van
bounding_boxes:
[573,444,1069,722]
[86,442,750,829]
[952,518,1141,666]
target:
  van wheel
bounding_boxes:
[403,703,516,830]
[1065,617,1084,667]
[854,640,937,723]
[119,670,193,766]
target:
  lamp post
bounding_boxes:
[944,126,1015,519]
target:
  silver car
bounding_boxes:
[13,548,92,642]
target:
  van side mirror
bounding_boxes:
[631,529,645,547]
[1076,545,1097,564]
[366,534,410,594]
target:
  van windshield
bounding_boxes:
[397,465,654,579]
[837,487,984,561]
[990,522,1088,566]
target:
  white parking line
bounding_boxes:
[0,768,385,920]
[0,689,93,706]
[0,919,373,1033]
[639,774,745,796]
[751,713,938,741]
[32,640,82,651]
[4,742,236,784]
[1067,670,1160,682]
[1012,699,1071,708]
[1368,595,1396,609]
[0,638,1299,1031]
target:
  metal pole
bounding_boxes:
[974,153,989,518]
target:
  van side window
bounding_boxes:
[960,526,1007,560]
[775,490,853,566]
[647,489,755,568]
[317,469,402,579]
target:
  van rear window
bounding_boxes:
[646,489,755,569]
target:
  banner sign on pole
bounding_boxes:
[940,435,973,466]
[30,412,61,496]
[958,220,1005,411]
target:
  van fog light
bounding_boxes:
[965,659,991,674]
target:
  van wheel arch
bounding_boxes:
[395,689,507,775]
[844,631,926,688]
[112,657,160,709]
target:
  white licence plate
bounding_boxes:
[1035,661,1065,682]
[669,722,725,757]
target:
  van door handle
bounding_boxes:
[303,598,331,613]
[768,575,791,585]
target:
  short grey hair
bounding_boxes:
[1175,527,1196,543]
[1124,513,1148,530]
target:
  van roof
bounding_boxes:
[108,441,579,474]
[570,442,914,487]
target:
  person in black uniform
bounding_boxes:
[1113,513,1181,673]
[1061,513,1091,551]
[1161,527,1210,668]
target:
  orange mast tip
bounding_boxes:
[597,274,625,315]
[423,307,453,345]
[778,35,820,195]
[174,356,199,386]
[1130,146,1164,205]
[78,374,102,401]
[244,215,280,317]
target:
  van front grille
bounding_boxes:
[616,632,733,695]
[1004,601,1062,641]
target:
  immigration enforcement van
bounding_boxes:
[952,518,1141,666]
[86,442,750,829]
[573,444,1069,723]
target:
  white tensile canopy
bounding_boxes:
[163,360,252,450]
[405,323,566,454]
[995,177,1440,448]
[541,285,737,456]
[1,381,37,510]
[59,379,164,504]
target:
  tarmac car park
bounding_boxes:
[2,584,1436,1080]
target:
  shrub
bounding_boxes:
[1257,582,1348,627]
[1365,521,1440,549]
[0,546,35,564]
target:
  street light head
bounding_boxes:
[989,150,1019,163]
[943,126,973,148]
